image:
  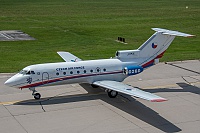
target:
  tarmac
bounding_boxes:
[0,30,35,41]
[0,60,199,133]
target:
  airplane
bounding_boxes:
[4,28,194,102]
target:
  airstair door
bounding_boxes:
[42,72,49,84]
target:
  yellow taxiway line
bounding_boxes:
[0,100,21,105]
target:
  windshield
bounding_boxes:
[19,70,35,75]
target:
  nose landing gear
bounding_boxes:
[29,87,41,100]
[33,93,41,100]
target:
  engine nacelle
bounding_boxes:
[116,50,140,59]
[123,66,143,76]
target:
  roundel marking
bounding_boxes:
[152,42,158,49]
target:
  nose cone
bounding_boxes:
[4,77,16,87]
[4,73,22,88]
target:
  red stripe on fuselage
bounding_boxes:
[142,50,167,68]
[142,59,154,68]
[156,50,166,59]
[20,70,123,89]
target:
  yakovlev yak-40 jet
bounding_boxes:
[5,28,194,101]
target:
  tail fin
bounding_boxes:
[138,28,194,58]
[138,28,194,68]
[115,28,194,67]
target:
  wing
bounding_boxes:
[93,80,167,102]
[57,51,82,62]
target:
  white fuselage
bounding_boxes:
[5,58,138,89]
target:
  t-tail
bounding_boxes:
[115,28,195,68]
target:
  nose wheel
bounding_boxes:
[33,93,41,100]
[29,88,41,100]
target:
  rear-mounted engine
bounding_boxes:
[116,50,140,59]
[123,66,143,76]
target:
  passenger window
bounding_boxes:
[90,70,93,73]
[103,68,106,72]
[70,71,73,74]
[77,71,80,74]
[84,70,86,73]
[56,72,59,76]
[96,68,100,72]
[63,72,66,75]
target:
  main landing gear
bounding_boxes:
[91,84,118,98]
[29,88,41,100]
[106,89,118,98]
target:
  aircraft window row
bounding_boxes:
[55,68,107,76]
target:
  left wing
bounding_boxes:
[93,80,167,102]
[57,51,82,62]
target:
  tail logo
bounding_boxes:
[152,42,157,49]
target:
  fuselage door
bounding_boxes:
[42,72,49,84]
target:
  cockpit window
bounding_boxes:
[19,70,35,75]
[31,71,35,74]
[26,71,31,74]
[19,70,27,75]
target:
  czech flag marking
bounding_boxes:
[152,43,157,49]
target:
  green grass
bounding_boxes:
[0,0,200,72]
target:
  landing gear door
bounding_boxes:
[42,72,49,84]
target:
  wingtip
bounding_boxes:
[186,35,196,38]
[151,98,167,102]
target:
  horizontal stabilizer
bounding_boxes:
[57,52,82,62]
[152,28,195,37]
[93,80,167,102]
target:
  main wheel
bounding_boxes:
[34,93,41,100]
[107,90,118,98]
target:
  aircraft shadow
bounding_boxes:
[145,82,200,95]
[14,83,181,132]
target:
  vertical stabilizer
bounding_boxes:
[138,28,194,68]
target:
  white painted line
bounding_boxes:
[0,33,14,39]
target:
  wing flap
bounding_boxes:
[93,80,167,102]
[57,52,82,62]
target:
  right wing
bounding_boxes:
[93,80,167,102]
[57,51,82,62]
